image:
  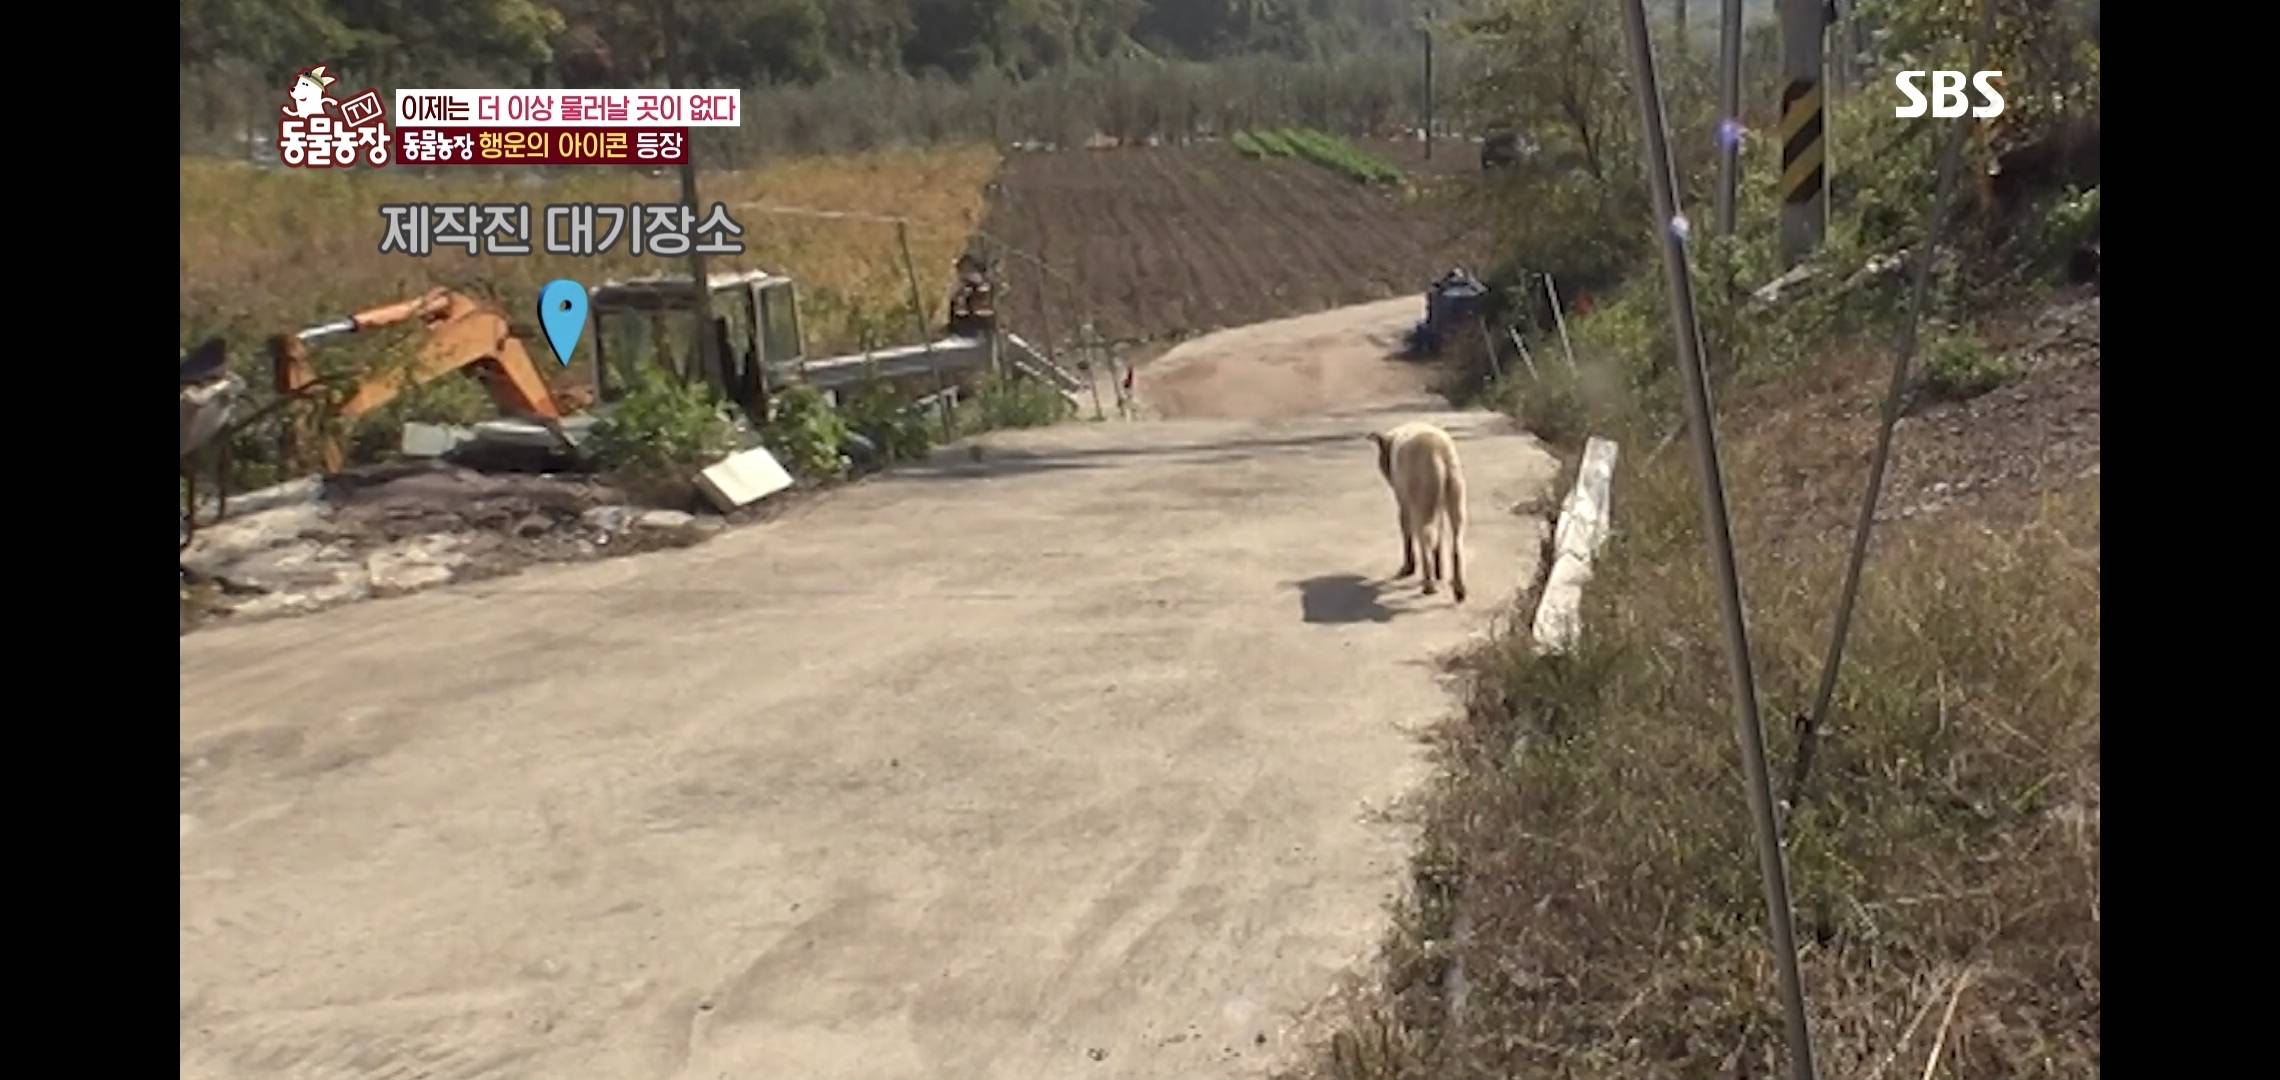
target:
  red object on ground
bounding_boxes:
[1574,291,1594,316]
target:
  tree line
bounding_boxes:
[180,0,1436,97]
[181,0,1517,157]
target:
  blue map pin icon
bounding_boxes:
[537,280,588,367]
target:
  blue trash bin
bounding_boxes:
[1415,270,1487,355]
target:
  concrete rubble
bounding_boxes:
[185,414,805,631]
[365,534,473,594]
[695,446,795,512]
[399,422,476,458]
[180,460,737,631]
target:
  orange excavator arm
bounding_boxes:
[273,288,565,473]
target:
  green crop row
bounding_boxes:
[1231,129,1298,158]
[1278,127,1402,185]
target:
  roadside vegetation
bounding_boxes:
[1284,2,2100,1077]
[582,363,1070,503]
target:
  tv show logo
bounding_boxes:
[1894,70,2006,119]
[389,89,736,166]
[279,64,392,168]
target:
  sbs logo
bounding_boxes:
[1894,71,2005,118]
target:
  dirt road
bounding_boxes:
[1135,297,1435,421]
[180,298,1558,1080]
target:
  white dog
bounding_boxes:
[1369,421,1469,603]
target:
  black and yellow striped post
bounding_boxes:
[1778,77,1827,267]
[1777,0,1829,269]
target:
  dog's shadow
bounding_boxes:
[1296,573,1424,624]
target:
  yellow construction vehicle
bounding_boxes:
[270,287,569,473]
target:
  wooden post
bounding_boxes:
[658,0,720,395]
[895,220,954,440]
[1475,316,1504,383]
[1033,256,1062,385]
[1508,327,1540,380]
[1544,273,1578,370]
[1089,323,1123,419]
[1067,280,1117,419]
[594,313,611,402]
[987,240,1007,382]
[1422,7,1435,159]
[1021,253,1098,420]
[1085,347,1107,421]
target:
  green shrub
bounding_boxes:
[1231,131,1266,158]
[583,365,741,506]
[962,373,1070,433]
[761,383,852,480]
[839,376,936,465]
[2028,184,2099,274]
[1568,285,1673,388]
[1514,373,1585,448]
[1919,330,2017,401]
[1481,173,1648,324]
[588,365,739,475]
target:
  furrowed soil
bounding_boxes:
[979,142,1490,349]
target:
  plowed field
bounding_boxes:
[979,141,1489,348]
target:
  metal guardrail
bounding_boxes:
[793,331,1088,414]
[794,337,992,387]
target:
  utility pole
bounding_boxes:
[1715,0,1744,236]
[1422,3,1436,160]
[658,0,720,395]
[1778,0,1829,268]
